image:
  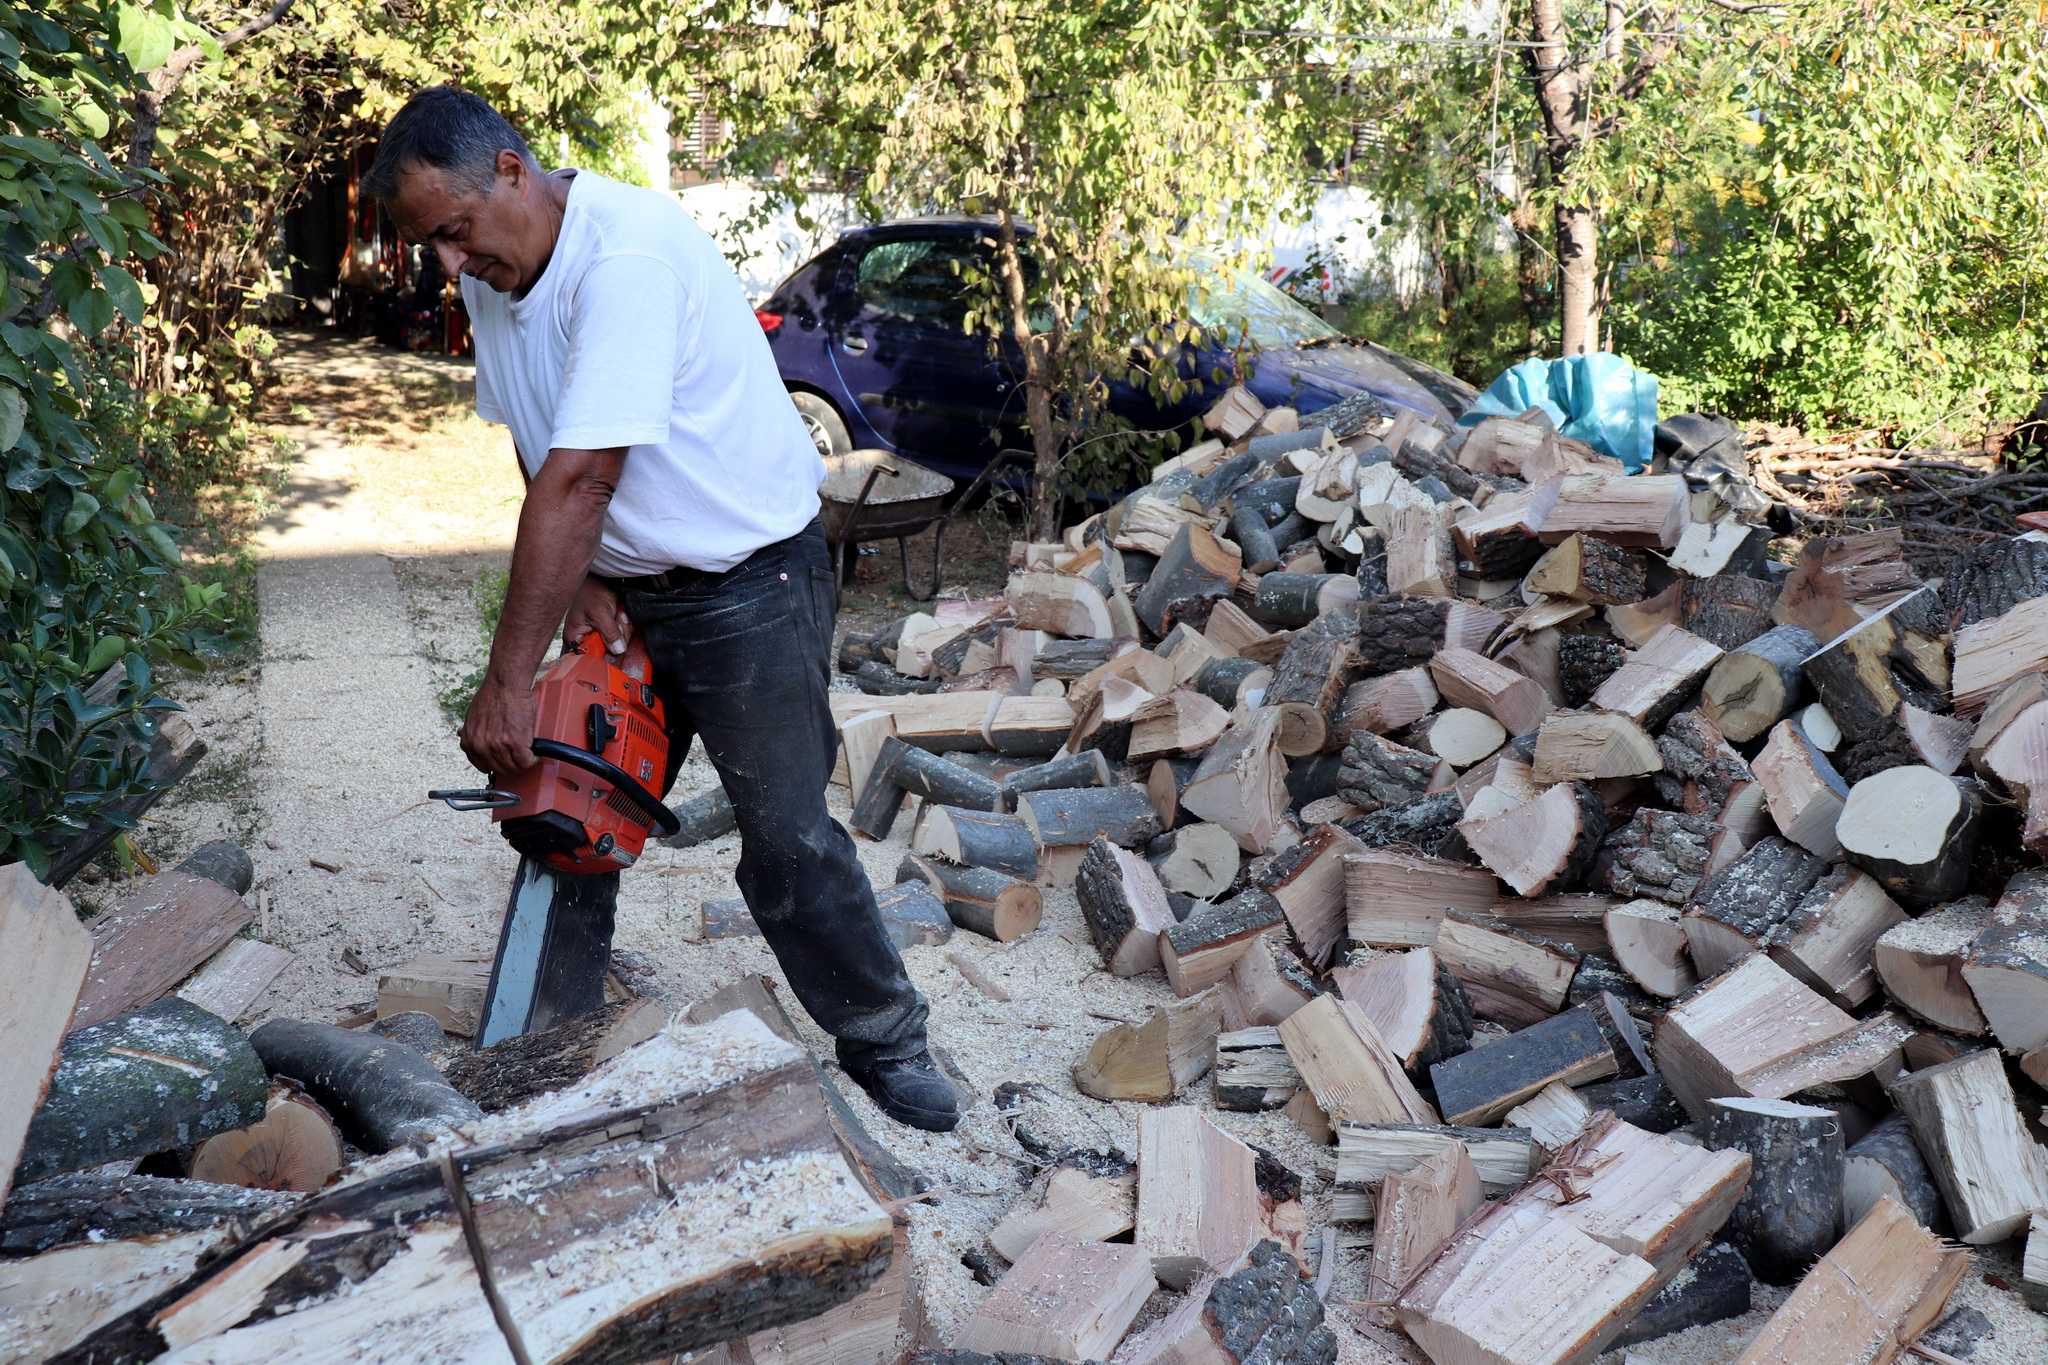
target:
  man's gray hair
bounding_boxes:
[361,86,537,202]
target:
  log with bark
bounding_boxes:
[1341,787,1468,859]
[1343,848,1498,949]
[1959,868,2048,1055]
[1189,656,1273,712]
[1353,595,1502,676]
[1836,765,1982,908]
[1762,865,1906,1010]
[1016,785,1162,850]
[1699,1096,1843,1286]
[1771,529,1923,639]
[188,1088,345,1194]
[1700,622,1819,743]
[1335,730,1441,814]
[0,1172,297,1258]
[1276,995,1437,1127]
[913,807,1041,880]
[15,997,269,1185]
[1843,1112,1945,1233]
[1435,913,1581,1028]
[1557,633,1627,709]
[70,852,255,1030]
[1180,708,1288,853]
[1220,932,1321,1031]
[1452,483,1555,579]
[1459,780,1607,899]
[1160,894,1286,997]
[1122,1240,1337,1365]
[1872,897,1992,1035]
[1263,633,1354,756]
[1523,534,1646,605]
[56,1010,894,1365]
[897,853,1044,942]
[999,748,1112,800]
[248,1018,484,1153]
[1132,523,1241,636]
[1608,1241,1754,1352]
[1332,947,1475,1076]
[1427,1005,1618,1126]
[1073,836,1178,976]
[1588,625,1724,729]
[1679,835,1829,977]
[441,997,666,1114]
[1595,809,1715,905]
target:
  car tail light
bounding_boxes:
[753,309,784,335]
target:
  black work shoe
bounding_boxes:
[844,1050,963,1132]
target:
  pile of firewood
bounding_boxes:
[827,384,2048,1364]
[0,849,897,1364]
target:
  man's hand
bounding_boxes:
[460,670,539,775]
[563,573,631,654]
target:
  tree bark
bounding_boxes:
[996,195,1062,542]
[1526,0,1597,355]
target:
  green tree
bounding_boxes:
[637,0,1342,537]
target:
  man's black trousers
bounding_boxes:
[530,518,931,1065]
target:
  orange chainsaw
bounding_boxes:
[430,632,679,873]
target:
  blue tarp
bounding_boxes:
[1457,353,1660,473]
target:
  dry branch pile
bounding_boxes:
[823,387,2048,1364]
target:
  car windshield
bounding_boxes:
[1185,261,1340,350]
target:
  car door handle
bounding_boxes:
[842,334,869,354]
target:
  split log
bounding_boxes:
[1213,1026,1303,1111]
[1017,785,1162,849]
[1332,948,1475,1074]
[15,998,268,1185]
[1122,1242,1338,1364]
[1335,731,1441,814]
[897,853,1043,942]
[248,1017,484,1153]
[1669,519,1770,580]
[913,806,1040,880]
[1952,595,2048,716]
[1595,809,1715,905]
[1029,636,1137,680]
[1557,633,1627,709]
[1452,481,1559,579]
[1181,708,1288,853]
[2028,1214,2048,1314]
[1367,1142,1483,1327]
[1679,835,1829,977]
[1136,1107,1265,1288]
[1504,1080,1593,1150]
[1806,617,1947,747]
[1332,1123,1538,1216]
[1344,848,1498,949]
[1133,523,1241,635]
[1459,780,1608,899]
[1202,598,1269,656]
[1588,625,1724,729]
[1940,535,2048,629]
[172,939,295,1026]
[1006,570,1115,638]
[1145,822,1242,899]
[1678,573,1781,652]
[1156,622,1224,688]
[1000,749,1113,800]
[1701,623,1819,743]
[1836,766,1982,908]
[1073,992,1222,1103]
[1530,711,1661,784]
[1502,1111,1752,1279]
[1606,581,1681,648]
[1429,647,1550,735]
[1537,472,1689,548]
[1127,687,1231,761]
[1394,1205,1660,1365]
[1189,656,1272,711]
[1967,691,2048,852]
[1767,866,1906,1009]
[1384,502,1459,598]
[1161,894,1286,996]
[1889,1048,2048,1244]
[1341,788,1468,860]
[1577,1074,1686,1134]
[1214,941,1320,1045]
[1959,869,2048,1054]
[1735,1196,1968,1365]
[73,1012,892,1365]
[1231,820,1356,965]
[827,691,999,751]
[70,858,254,1030]
[1435,913,1581,1026]
[375,952,492,1036]
[1276,995,1437,1126]
[1654,711,1764,832]
[1843,1113,1944,1232]
[189,1090,345,1194]
[1872,898,1992,1034]
[441,997,665,1114]
[989,1166,1136,1262]
[1654,954,1914,1120]
[1066,647,1173,719]
[1771,529,1922,638]
[1700,1097,1844,1285]
[0,864,94,1209]
[1427,1006,1618,1126]
[1609,1242,1754,1351]
[1074,836,1178,976]
[1204,385,1265,440]
[1354,595,1503,676]
[1523,534,1646,605]
[1606,899,1698,997]
[1967,669,2048,769]
[1485,892,1618,954]
[1753,717,1851,858]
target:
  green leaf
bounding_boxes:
[61,490,100,535]
[68,287,114,338]
[115,4,176,73]
[142,522,181,564]
[83,634,131,676]
[0,385,22,453]
[96,265,144,323]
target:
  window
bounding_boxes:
[853,237,982,327]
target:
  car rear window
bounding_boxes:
[854,238,981,325]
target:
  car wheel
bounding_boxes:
[790,391,853,459]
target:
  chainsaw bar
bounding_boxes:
[476,857,557,1047]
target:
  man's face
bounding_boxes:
[386,151,548,295]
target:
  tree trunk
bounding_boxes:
[996,196,1062,541]
[1527,0,1598,356]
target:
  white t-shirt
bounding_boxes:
[464,171,824,575]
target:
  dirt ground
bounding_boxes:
[118,331,2047,1365]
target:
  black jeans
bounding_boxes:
[621,518,930,1066]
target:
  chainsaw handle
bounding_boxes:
[528,737,683,837]
[429,787,521,811]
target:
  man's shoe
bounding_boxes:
[844,1050,962,1132]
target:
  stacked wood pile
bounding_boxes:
[0,852,898,1363]
[824,385,2048,1364]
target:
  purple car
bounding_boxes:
[754,217,1478,492]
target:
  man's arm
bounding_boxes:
[460,445,627,775]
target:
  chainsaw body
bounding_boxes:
[432,633,678,874]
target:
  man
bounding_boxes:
[362,86,959,1132]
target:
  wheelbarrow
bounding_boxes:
[821,448,1037,601]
